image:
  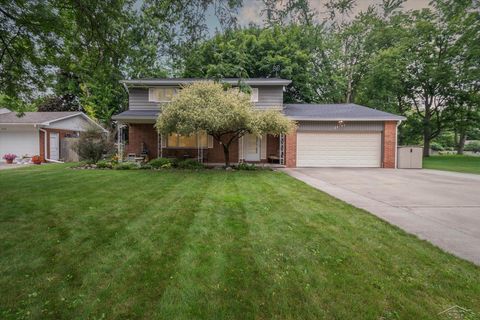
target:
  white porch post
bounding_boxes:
[117,123,125,162]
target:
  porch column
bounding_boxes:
[285,128,297,168]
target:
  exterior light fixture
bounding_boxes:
[335,120,346,129]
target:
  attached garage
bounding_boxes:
[297,132,381,167]
[283,104,406,168]
[0,126,40,157]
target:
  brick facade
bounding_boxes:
[285,128,297,168]
[127,124,241,164]
[126,124,159,160]
[382,121,397,168]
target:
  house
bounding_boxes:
[0,109,107,162]
[112,78,405,168]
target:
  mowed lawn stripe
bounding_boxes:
[0,169,211,319]
[157,172,269,319]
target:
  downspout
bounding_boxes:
[39,128,64,163]
[395,120,403,169]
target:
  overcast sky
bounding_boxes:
[205,0,432,31]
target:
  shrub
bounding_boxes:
[114,162,140,170]
[176,159,205,169]
[465,141,480,153]
[430,142,444,151]
[236,162,257,171]
[74,127,113,164]
[139,163,153,170]
[149,157,173,169]
[96,160,113,169]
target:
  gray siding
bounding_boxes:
[297,121,384,132]
[127,85,285,110]
[128,88,161,110]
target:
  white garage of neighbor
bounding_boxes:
[0,108,106,162]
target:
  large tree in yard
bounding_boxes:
[155,82,294,166]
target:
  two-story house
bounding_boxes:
[112,78,405,168]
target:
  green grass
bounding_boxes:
[424,155,480,174]
[0,165,479,319]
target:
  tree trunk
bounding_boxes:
[457,132,466,155]
[222,144,230,167]
[423,125,431,157]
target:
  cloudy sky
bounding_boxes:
[206,0,431,31]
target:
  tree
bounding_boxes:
[183,25,345,103]
[36,94,83,112]
[155,82,294,166]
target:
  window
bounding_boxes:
[250,87,259,102]
[167,132,208,148]
[148,87,177,102]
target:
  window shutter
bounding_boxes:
[261,135,267,160]
[207,135,214,148]
[238,136,244,161]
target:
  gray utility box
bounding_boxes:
[397,146,423,169]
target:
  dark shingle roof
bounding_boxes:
[284,103,405,121]
[112,110,159,121]
[0,111,83,124]
[120,78,292,86]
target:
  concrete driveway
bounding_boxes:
[284,168,480,265]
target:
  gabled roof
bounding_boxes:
[284,103,405,121]
[0,110,107,132]
[0,111,83,124]
[120,78,292,87]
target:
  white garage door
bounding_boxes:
[0,128,39,159]
[297,132,382,167]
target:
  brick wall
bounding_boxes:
[383,121,397,168]
[127,124,239,164]
[285,128,297,168]
[208,135,239,163]
[126,124,159,159]
[267,135,280,159]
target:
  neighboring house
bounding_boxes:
[113,78,405,168]
[0,109,107,162]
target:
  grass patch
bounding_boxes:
[0,164,479,319]
[424,155,480,174]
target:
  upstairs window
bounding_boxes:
[149,87,177,102]
[250,88,259,102]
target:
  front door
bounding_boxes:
[244,134,260,161]
[49,132,59,160]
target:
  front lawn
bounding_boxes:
[424,154,480,174]
[0,165,479,319]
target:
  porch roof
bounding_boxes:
[112,110,159,122]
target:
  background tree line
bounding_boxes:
[0,0,478,155]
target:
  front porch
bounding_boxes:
[116,123,285,165]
